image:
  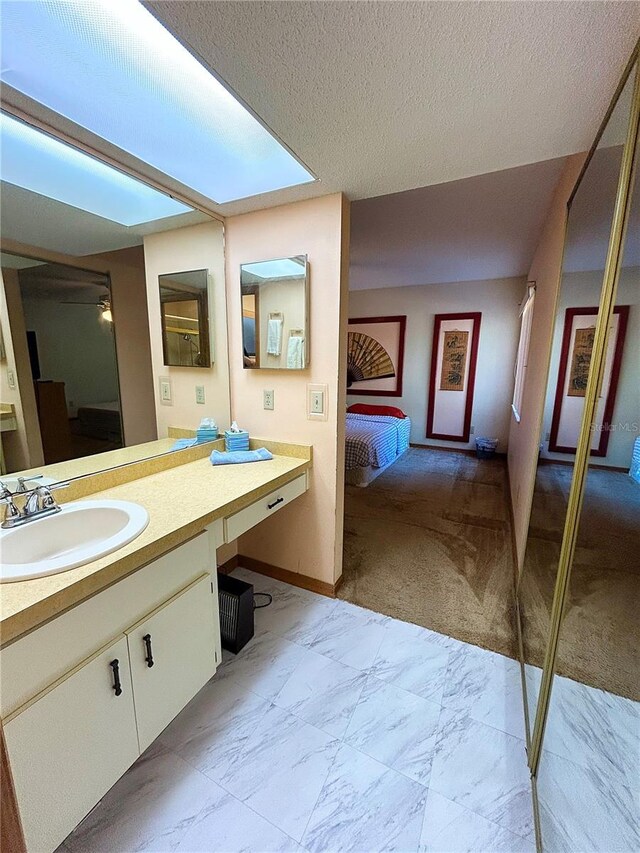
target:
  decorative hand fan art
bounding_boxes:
[347,332,395,385]
[347,316,406,397]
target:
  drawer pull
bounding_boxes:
[109,659,123,696]
[142,633,154,668]
[267,496,284,510]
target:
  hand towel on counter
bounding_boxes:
[287,335,305,369]
[210,447,273,465]
[171,438,198,451]
[266,318,283,356]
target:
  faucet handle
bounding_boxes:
[16,474,43,493]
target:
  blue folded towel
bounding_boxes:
[171,438,198,451]
[210,447,273,465]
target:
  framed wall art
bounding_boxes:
[427,312,481,442]
[347,315,406,397]
[548,305,629,456]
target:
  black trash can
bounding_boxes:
[217,573,254,654]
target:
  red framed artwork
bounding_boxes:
[548,305,629,456]
[426,312,482,442]
[347,315,406,397]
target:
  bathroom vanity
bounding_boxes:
[0,444,310,852]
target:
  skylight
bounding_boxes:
[1,0,315,204]
[242,258,306,279]
[1,113,193,226]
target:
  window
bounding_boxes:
[512,283,536,423]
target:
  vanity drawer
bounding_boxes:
[224,473,308,543]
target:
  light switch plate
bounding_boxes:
[159,376,172,406]
[195,385,205,404]
[307,383,328,421]
[6,369,16,390]
[263,389,274,411]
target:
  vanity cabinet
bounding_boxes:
[3,636,139,853]
[2,531,221,853]
[127,574,217,752]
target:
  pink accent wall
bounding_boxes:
[225,194,350,586]
[507,153,586,569]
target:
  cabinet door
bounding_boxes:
[3,636,139,853]
[127,574,217,751]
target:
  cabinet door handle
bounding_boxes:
[110,659,123,696]
[142,633,154,668]
[267,496,284,510]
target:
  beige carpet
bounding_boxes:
[340,448,518,659]
[520,463,639,701]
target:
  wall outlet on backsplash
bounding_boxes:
[6,368,16,390]
[263,389,274,411]
[470,425,475,434]
[195,385,205,405]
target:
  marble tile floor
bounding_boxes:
[63,568,539,853]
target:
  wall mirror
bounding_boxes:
[0,111,225,487]
[517,59,638,745]
[535,64,639,852]
[159,269,211,368]
[240,255,309,369]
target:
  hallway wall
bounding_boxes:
[507,153,586,569]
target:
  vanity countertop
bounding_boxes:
[0,449,311,646]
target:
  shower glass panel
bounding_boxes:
[517,64,636,744]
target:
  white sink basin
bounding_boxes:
[0,500,149,583]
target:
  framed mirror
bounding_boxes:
[159,269,211,368]
[240,255,309,369]
[517,57,639,753]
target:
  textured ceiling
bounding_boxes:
[146,0,640,214]
[349,156,567,289]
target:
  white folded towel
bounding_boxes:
[266,318,283,355]
[287,335,305,369]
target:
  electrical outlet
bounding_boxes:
[307,383,328,420]
[195,385,205,404]
[545,431,551,442]
[6,369,16,390]
[263,389,274,411]
[159,376,172,405]
[470,424,475,435]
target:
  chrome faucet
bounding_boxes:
[0,481,70,529]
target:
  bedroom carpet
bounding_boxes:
[340,448,518,659]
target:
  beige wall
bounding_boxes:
[0,268,44,471]
[347,277,524,451]
[225,194,349,586]
[507,153,586,569]
[143,220,231,438]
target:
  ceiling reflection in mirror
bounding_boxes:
[0,113,223,488]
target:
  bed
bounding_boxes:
[345,409,411,487]
[76,400,123,443]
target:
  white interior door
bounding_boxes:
[127,574,217,751]
[4,635,139,853]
